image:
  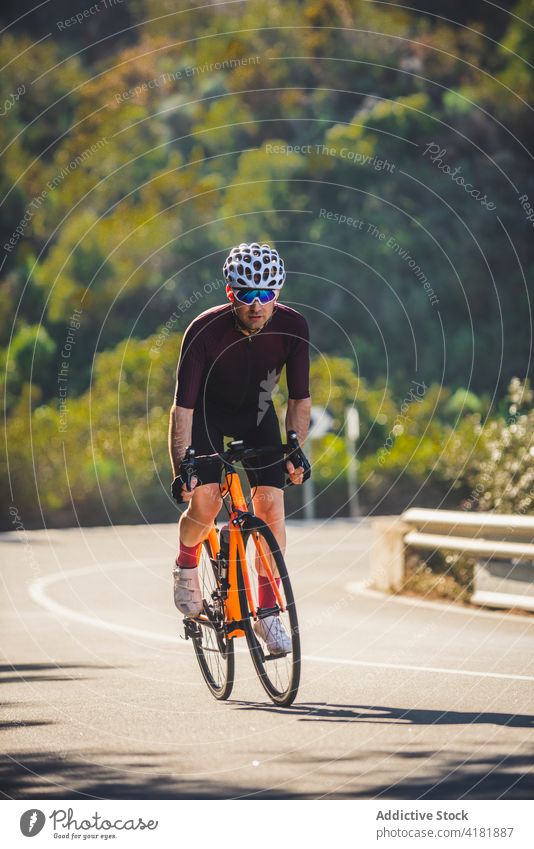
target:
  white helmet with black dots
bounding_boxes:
[223,242,286,289]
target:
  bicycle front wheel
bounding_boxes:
[237,517,301,706]
[190,538,234,700]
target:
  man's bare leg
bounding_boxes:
[174,484,222,616]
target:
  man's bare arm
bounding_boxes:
[168,404,194,477]
[285,396,311,447]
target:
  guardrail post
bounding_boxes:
[370,516,410,592]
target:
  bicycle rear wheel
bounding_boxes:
[237,517,301,706]
[189,538,234,700]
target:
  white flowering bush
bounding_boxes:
[437,378,534,515]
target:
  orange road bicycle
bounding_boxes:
[179,432,309,707]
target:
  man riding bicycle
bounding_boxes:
[169,242,311,655]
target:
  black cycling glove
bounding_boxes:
[171,447,197,504]
[285,430,312,486]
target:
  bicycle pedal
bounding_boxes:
[264,651,290,661]
[183,619,199,640]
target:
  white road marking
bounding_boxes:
[28,561,534,684]
[28,559,174,643]
[346,581,534,624]
[301,654,534,681]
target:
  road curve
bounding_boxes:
[1,520,533,799]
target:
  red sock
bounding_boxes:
[258,573,280,608]
[176,540,200,569]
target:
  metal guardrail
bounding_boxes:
[370,509,534,612]
[404,531,534,560]
[403,508,534,538]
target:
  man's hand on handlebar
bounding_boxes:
[285,459,305,485]
[171,473,198,504]
[172,446,199,504]
[284,430,311,487]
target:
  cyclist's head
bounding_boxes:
[223,243,284,331]
[223,242,285,291]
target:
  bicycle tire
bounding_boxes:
[191,538,235,700]
[237,517,301,706]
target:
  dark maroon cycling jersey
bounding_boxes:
[174,302,310,413]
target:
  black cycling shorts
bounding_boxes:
[190,403,285,490]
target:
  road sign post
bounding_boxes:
[345,406,360,518]
[302,440,315,521]
[302,406,335,521]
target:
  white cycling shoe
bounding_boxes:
[173,566,203,617]
[254,615,292,656]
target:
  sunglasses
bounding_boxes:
[232,288,277,305]
[232,289,276,306]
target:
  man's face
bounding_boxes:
[228,287,278,332]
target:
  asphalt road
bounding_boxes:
[1,520,533,800]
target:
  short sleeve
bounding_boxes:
[286,314,310,400]
[174,320,206,408]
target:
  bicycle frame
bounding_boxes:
[197,465,285,639]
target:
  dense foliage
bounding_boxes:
[1,0,533,528]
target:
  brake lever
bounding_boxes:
[180,446,197,492]
[285,430,311,486]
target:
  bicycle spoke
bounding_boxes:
[191,540,234,700]
[239,519,300,706]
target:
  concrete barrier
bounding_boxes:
[370,516,410,592]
